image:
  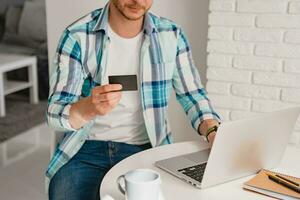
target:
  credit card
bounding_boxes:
[108,75,138,91]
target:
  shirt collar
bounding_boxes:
[93,3,157,35]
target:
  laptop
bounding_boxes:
[155,107,300,189]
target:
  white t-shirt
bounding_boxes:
[88,24,149,145]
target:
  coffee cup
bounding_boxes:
[117,169,161,200]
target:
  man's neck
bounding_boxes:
[108,3,144,38]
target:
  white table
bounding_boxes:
[0,54,39,117]
[100,141,300,200]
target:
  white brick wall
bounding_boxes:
[207,0,300,145]
[289,1,300,14]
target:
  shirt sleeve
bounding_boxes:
[46,29,85,132]
[172,28,221,133]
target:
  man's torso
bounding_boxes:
[88,24,149,144]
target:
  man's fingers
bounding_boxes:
[95,91,122,102]
[91,85,122,115]
[208,132,216,147]
[93,84,122,95]
[99,98,120,108]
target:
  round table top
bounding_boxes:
[100,141,300,200]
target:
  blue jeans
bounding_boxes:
[49,140,152,200]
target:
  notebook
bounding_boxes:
[244,169,300,200]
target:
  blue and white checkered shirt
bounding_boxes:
[45,3,220,190]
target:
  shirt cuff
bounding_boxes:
[60,104,77,131]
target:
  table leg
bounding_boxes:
[28,59,39,104]
[0,72,5,117]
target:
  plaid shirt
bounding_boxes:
[45,3,220,190]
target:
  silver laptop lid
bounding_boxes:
[201,107,300,188]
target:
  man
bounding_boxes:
[46,0,220,199]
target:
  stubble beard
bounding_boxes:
[112,0,150,21]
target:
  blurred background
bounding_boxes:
[0,0,300,199]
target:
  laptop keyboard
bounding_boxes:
[178,162,207,183]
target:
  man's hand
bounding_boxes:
[90,84,123,116]
[69,84,122,129]
[207,131,216,147]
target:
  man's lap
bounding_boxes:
[49,140,151,200]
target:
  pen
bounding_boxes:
[275,174,300,187]
[267,173,300,194]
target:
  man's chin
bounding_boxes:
[123,13,144,21]
[122,8,146,21]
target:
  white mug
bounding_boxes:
[117,169,161,200]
